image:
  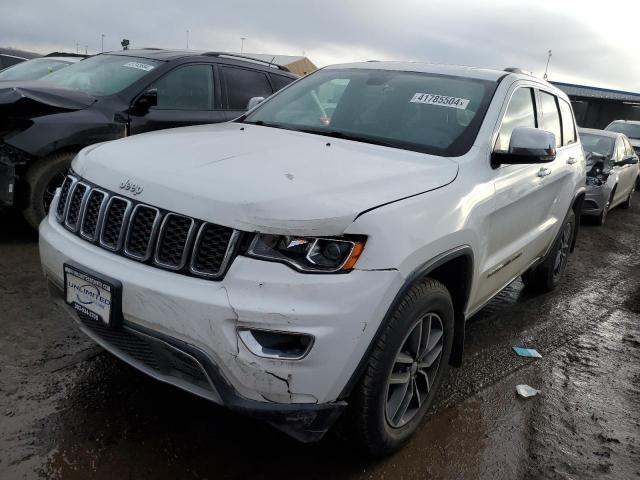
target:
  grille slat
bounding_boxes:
[124,205,159,261]
[155,214,195,269]
[80,190,107,240]
[100,197,131,251]
[55,175,237,280]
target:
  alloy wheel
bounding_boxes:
[385,313,444,428]
[553,221,573,278]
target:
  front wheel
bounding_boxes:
[343,278,454,456]
[522,209,575,292]
[21,152,75,229]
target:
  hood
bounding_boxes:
[0,81,96,119]
[585,151,609,168]
[73,123,459,235]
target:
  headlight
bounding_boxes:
[247,234,365,273]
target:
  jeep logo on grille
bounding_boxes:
[119,179,144,195]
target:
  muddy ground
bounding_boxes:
[1,198,639,480]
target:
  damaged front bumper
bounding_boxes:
[0,142,32,207]
[39,195,402,441]
[582,183,610,216]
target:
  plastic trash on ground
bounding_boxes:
[512,347,542,358]
[516,384,540,398]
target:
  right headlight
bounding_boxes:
[246,234,366,273]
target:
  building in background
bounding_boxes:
[240,53,317,76]
[552,82,640,129]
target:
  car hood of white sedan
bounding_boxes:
[73,123,459,235]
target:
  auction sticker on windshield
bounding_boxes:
[64,265,113,326]
[410,93,470,109]
[123,61,155,72]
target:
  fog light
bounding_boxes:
[238,328,314,360]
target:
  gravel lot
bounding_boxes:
[1,198,639,479]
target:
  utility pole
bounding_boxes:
[85,45,88,55]
[543,50,552,80]
[76,42,79,55]
[186,29,190,49]
[240,37,246,54]
[101,34,105,53]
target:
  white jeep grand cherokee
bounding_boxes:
[40,62,586,455]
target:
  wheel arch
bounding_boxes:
[339,246,473,400]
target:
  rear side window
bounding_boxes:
[271,74,294,91]
[615,138,626,161]
[495,88,536,152]
[539,91,562,148]
[152,64,214,110]
[559,100,576,146]
[623,137,635,157]
[221,66,274,110]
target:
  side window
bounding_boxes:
[271,74,294,91]
[221,66,274,110]
[559,99,576,146]
[495,88,536,152]
[151,64,214,111]
[624,137,635,157]
[539,91,562,148]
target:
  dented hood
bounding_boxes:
[73,123,459,235]
[0,81,96,118]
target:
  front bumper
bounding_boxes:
[582,184,609,216]
[0,143,32,207]
[40,206,402,439]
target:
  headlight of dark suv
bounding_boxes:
[247,234,365,273]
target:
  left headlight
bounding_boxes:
[247,234,366,273]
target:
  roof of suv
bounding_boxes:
[326,61,551,84]
[104,49,296,74]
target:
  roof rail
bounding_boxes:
[202,52,290,72]
[504,67,535,76]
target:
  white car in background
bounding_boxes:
[0,55,84,81]
[40,62,586,455]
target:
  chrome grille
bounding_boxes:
[55,175,239,280]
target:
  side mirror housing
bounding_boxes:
[491,127,556,167]
[246,96,265,110]
[132,88,158,114]
[614,156,639,166]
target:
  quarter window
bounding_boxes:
[271,74,294,91]
[221,66,273,110]
[559,99,576,146]
[539,92,562,148]
[615,139,626,161]
[152,64,214,110]
[495,88,536,152]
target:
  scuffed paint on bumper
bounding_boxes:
[39,208,402,427]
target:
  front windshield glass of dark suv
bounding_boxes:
[244,68,497,156]
[605,122,640,140]
[41,54,161,96]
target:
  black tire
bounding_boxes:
[21,152,75,229]
[521,209,575,293]
[343,278,454,456]
[620,185,634,209]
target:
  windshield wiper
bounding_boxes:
[295,128,398,148]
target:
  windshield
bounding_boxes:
[244,68,497,156]
[605,122,640,140]
[580,133,614,157]
[0,58,71,81]
[41,54,161,96]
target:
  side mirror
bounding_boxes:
[246,96,265,110]
[492,127,556,167]
[615,156,639,166]
[133,88,158,113]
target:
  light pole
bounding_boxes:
[186,29,190,49]
[101,34,105,53]
[240,37,246,54]
[543,49,552,80]
[76,42,79,55]
[84,45,88,55]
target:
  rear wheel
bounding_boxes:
[21,152,75,229]
[344,278,454,456]
[522,209,575,292]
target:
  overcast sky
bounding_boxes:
[2,0,639,91]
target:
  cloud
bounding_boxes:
[1,0,638,91]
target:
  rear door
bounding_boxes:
[129,63,221,135]
[219,65,275,121]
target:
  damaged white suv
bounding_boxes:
[40,63,586,455]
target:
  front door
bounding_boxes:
[129,64,225,135]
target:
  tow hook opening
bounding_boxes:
[238,328,314,360]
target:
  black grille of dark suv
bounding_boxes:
[56,175,240,280]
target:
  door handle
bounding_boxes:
[567,157,578,165]
[537,167,552,178]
